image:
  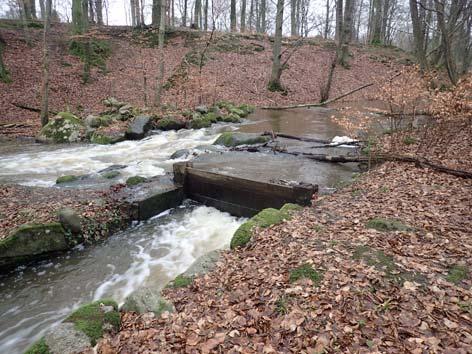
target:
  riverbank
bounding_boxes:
[101,159,472,352]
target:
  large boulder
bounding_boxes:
[121,287,175,315]
[181,250,223,278]
[155,116,186,131]
[125,115,152,140]
[213,132,269,147]
[84,115,101,128]
[0,223,68,268]
[37,112,85,144]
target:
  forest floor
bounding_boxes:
[0,21,411,138]
[99,122,472,352]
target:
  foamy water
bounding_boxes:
[0,127,225,187]
[0,203,244,354]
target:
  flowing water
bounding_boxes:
[0,108,357,353]
[0,202,243,353]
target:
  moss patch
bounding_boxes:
[56,175,79,184]
[69,39,111,72]
[167,274,193,288]
[65,299,120,346]
[231,205,301,249]
[446,265,469,285]
[289,263,322,285]
[155,117,185,131]
[101,171,120,179]
[24,337,51,354]
[90,132,113,145]
[126,176,147,186]
[365,218,413,232]
[214,132,269,147]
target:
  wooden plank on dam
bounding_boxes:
[173,162,317,217]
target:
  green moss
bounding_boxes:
[56,112,83,124]
[66,299,119,346]
[56,175,79,184]
[228,107,245,116]
[168,274,193,288]
[155,117,185,131]
[69,39,111,71]
[403,136,417,145]
[203,112,219,123]
[280,203,303,217]
[90,132,113,145]
[446,265,469,284]
[289,263,322,285]
[230,220,256,249]
[237,104,255,117]
[188,117,212,129]
[213,132,269,147]
[231,205,300,249]
[126,176,147,186]
[365,218,413,232]
[24,337,51,354]
[101,171,120,179]
[219,113,241,123]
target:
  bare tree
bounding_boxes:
[230,0,237,31]
[0,35,10,83]
[268,0,284,91]
[155,0,167,106]
[409,0,427,70]
[40,0,52,127]
[241,0,247,32]
[338,0,354,67]
[335,0,343,42]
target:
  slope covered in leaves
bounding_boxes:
[99,161,471,353]
[0,24,405,138]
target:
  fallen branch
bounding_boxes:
[260,82,374,110]
[235,144,472,179]
[13,103,58,115]
[262,131,331,144]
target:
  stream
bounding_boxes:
[0,108,355,353]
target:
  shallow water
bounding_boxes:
[0,202,243,354]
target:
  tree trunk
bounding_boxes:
[204,0,208,30]
[370,0,382,43]
[241,0,247,32]
[153,0,161,27]
[182,0,187,26]
[268,0,284,91]
[291,0,298,36]
[0,35,10,83]
[194,0,201,28]
[155,0,166,106]
[95,0,103,24]
[409,0,427,70]
[324,0,330,39]
[434,0,458,84]
[230,0,237,31]
[39,0,45,20]
[335,0,343,43]
[338,0,353,67]
[249,0,254,30]
[40,0,52,127]
[260,0,266,32]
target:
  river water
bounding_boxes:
[0,108,355,353]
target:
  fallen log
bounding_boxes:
[260,82,374,110]
[262,131,331,144]
[13,103,58,116]
[234,145,472,179]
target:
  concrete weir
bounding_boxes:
[173,162,317,217]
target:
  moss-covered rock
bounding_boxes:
[219,113,241,123]
[126,176,147,186]
[230,204,301,249]
[24,337,51,354]
[0,223,68,268]
[214,132,269,147]
[101,170,121,179]
[121,287,175,315]
[90,132,113,145]
[37,112,85,144]
[155,117,186,131]
[56,175,80,184]
[188,117,212,129]
[203,112,219,123]
[65,299,120,346]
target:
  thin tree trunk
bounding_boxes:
[268,0,284,91]
[155,0,166,106]
[249,0,254,30]
[338,0,353,67]
[204,0,208,30]
[153,0,161,27]
[39,0,45,19]
[371,0,381,43]
[335,0,343,43]
[291,0,298,36]
[260,0,266,32]
[40,0,52,127]
[324,0,330,39]
[230,0,237,31]
[434,0,458,84]
[0,35,10,83]
[182,0,187,26]
[96,0,103,24]
[241,0,247,32]
[409,0,427,70]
